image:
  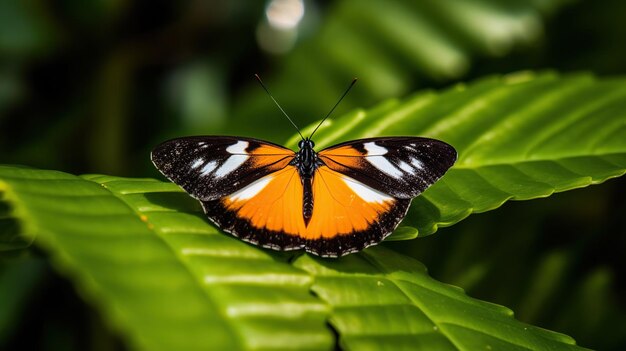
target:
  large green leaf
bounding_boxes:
[0,166,586,350]
[286,72,626,240]
[0,166,333,351]
[294,246,584,351]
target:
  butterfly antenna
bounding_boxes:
[254,74,304,140]
[308,78,357,140]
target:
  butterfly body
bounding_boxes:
[152,135,456,257]
[293,139,319,177]
[293,139,320,224]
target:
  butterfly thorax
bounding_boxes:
[293,139,322,178]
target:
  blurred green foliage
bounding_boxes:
[1,0,625,350]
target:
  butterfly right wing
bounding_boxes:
[318,137,457,199]
[151,136,295,201]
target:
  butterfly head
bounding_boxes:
[295,138,319,177]
[298,139,315,151]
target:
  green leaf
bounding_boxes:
[0,167,34,251]
[286,72,626,239]
[0,165,586,350]
[0,166,333,351]
[294,246,585,351]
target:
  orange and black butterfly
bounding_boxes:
[151,77,456,257]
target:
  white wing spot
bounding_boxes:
[201,161,218,175]
[229,176,272,201]
[397,161,415,174]
[342,175,393,204]
[214,141,250,178]
[226,140,249,154]
[411,158,424,170]
[191,158,204,169]
[215,155,247,178]
[364,142,403,178]
[363,142,388,155]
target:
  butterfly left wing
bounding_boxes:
[318,137,457,199]
[151,136,295,201]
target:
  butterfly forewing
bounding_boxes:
[318,137,457,199]
[151,136,295,201]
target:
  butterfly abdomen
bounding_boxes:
[303,177,313,225]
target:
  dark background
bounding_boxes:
[1,0,625,350]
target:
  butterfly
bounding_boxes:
[151,76,457,257]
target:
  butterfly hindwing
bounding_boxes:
[201,165,307,251]
[305,166,412,256]
[151,136,294,201]
[200,164,413,257]
[318,137,457,199]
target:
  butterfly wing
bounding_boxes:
[151,136,295,201]
[317,137,457,199]
[292,136,457,256]
[304,165,413,256]
[201,165,308,251]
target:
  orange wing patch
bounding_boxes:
[221,165,394,240]
[249,144,294,171]
[307,166,393,238]
[318,145,365,171]
[222,166,306,235]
